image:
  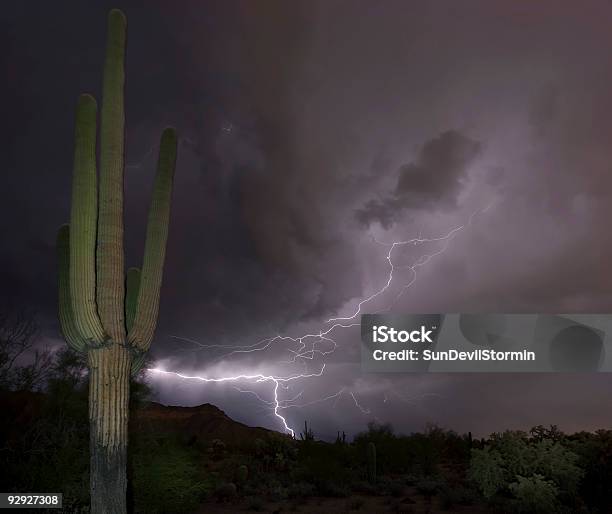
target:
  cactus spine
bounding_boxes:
[367,442,377,483]
[57,9,177,514]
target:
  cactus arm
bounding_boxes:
[125,267,141,333]
[97,8,127,343]
[128,128,177,351]
[69,94,106,343]
[130,353,147,377]
[57,225,87,352]
[125,267,147,376]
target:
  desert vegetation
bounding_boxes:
[3,314,612,513]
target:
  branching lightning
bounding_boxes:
[350,391,371,415]
[148,365,326,437]
[147,204,492,436]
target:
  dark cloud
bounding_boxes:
[356,131,482,228]
[3,0,612,438]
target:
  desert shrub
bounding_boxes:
[470,429,584,512]
[210,438,226,461]
[568,430,612,512]
[269,484,289,501]
[266,432,297,458]
[2,349,90,509]
[403,473,421,486]
[488,431,533,477]
[415,477,445,499]
[407,433,441,476]
[353,421,398,475]
[351,480,378,495]
[253,433,297,474]
[246,495,265,511]
[294,441,355,496]
[352,422,469,478]
[131,436,210,513]
[509,474,559,513]
[469,447,506,498]
[532,439,583,497]
[529,424,564,443]
[287,481,315,498]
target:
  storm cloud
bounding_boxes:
[356,130,483,228]
[3,0,612,439]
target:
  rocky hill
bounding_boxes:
[0,390,283,449]
[131,401,280,447]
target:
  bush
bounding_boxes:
[570,430,612,512]
[351,480,378,495]
[287,481,315,498]
[246,495,265,511]
[294,441,355,496]
[131,437,210,513]
[469,430,584,512]
[509,474,559,513]
[533,439,583,496]
[469,447,506,498]
[269,484,289,502]
[415,477,444,498]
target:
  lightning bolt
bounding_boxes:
[327,224,466,323]
[350,391,371,415]
[148,365,327,437]
[147,204,493,436]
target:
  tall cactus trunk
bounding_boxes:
[88,346,132,513]
[58,9,177,513]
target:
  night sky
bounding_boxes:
[3,0,612,439]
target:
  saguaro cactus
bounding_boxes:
[367,442,377,483]
[57,9,177,514]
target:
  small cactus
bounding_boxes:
[300,420,315,441]
[367,442,377,484]
[236,465,248,486]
